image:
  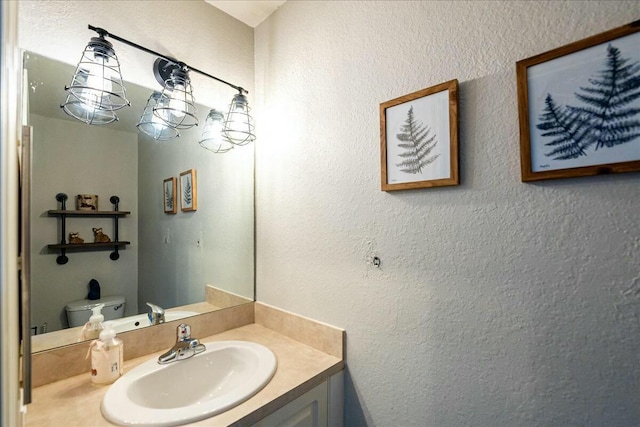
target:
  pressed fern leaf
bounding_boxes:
[165,188,173,209]
[183,180,192,205]
[537,44,640,160]
[570,44,640,150]
[394,106,439,174]
[537,94,592,159]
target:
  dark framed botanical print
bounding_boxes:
[516,21,640,182]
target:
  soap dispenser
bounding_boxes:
[89,321,123,386]
[80,303,105,341]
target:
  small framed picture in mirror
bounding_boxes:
[163,177,177,214]
[77,194,98,211]
[180,169,197,212]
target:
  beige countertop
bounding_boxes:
[26,319,344,426]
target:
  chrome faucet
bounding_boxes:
[146,302,165,325]
[158,323,206,364]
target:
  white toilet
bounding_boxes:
[65,296,126,328]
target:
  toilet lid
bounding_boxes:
[65,295,125,312]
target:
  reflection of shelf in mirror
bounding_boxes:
[48,195,131,264]
[47,242,131,250]
[47,210,131,217]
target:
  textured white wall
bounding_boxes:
[255,1,640,425]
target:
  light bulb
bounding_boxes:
[78,55,113,111]
[151,111,166,130]
[152,96,170,130]
[201,119,222,140]
[199,109,232,153]
[224,116,245,141]
[168,83,187,119]
[137,92,180,140]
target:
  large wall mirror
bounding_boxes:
[24,51,255,353]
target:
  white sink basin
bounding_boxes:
[110,311,198,334]
[101,340,277,426]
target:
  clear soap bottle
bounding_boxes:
[81,303,104,341]
[90,321,123,386]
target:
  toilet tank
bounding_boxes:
[65,295,126,328]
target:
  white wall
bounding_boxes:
[29,114,138,332]
[255,1,640,425]
[137,129,255,312]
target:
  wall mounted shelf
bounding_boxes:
[48,193,131,264]
[47,241,131,250]
[47,210,130,217]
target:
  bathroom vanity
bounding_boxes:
[25,302,344,426]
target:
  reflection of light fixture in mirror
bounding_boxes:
[153,67,198,130]
[136,91,180,140]
[222,92,256,146]
[199,109,233,153]
[61,34,129,125]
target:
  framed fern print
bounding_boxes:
[163,177,177,214]
[180,169,197,212]
[517,20,640,182]
[380,79,459,191]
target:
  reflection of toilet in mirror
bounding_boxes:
[65,296,126,328]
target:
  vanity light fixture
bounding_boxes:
[199,109,234,153]
[63,25,255,149]
[136,91,180,141]
[61,33,129,125]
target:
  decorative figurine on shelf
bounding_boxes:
[77,194,98,211]
[92,227,111,243]
[69,232,84,244]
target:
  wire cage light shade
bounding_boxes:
[199,109,234,153]
[62,25,255,150]
[136,91,180,141]
[61,35,129,125]
[154,68,198,130]
[221,93,256,146]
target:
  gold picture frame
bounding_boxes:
[180,169,197,212]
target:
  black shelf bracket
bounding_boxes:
[109,196,121,261]
[55,193,69,264]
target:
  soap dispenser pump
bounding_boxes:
[80,303,105,341]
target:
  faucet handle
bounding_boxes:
[177,323,191,342]
[157,324,205,364]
